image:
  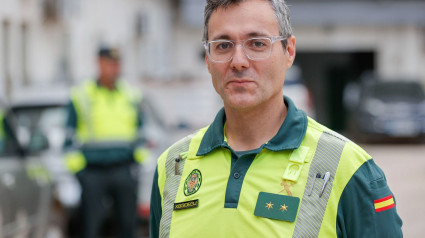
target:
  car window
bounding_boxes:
[12,105,67,153]
[369,82,425,101]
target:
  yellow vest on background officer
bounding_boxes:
[63,47,148,238]
[64,79,148,172]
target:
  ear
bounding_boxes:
[285,36,296,67]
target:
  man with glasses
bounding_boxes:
[150,0,403,237]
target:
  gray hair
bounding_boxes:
[203,0,293,42]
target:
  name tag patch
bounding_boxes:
[174,199,199,211]
[254,192,300,222]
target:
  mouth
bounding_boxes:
[227,79,254,86]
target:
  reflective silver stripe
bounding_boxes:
[73,81,95,140]
[159,134,194,238]
[293,131,346,238]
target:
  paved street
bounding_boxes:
[361,143,425,238]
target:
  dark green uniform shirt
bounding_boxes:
[150,97,403,237]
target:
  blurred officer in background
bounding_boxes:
[63,47,149,238]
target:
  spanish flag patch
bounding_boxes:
[374,195,395,212]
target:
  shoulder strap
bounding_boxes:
[159,133,195,238]
[292,131,347,237]
[71,81,96,140]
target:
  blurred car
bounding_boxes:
[0,101,54,238]
[8,86,80,235]
[8,84,178,236]
[284,65,316,118]
[345,79,425,142]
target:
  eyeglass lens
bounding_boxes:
[208,38,273,62]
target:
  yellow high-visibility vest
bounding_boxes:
[71,80,141,143]
[64,80,146,173]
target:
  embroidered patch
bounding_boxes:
[184,169,202,196]
[374,195,395,212]
[174,199,199,211]
[254,192,300,222]
[279,179,296,196]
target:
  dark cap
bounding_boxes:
[98,47,121,60]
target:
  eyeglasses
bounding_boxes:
[203,36,286,63]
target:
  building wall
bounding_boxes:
[0,0,41,99]
[66,0,173,84]
[294,24,425,82]
[170,21,210,81]
[377,25,425,82]
[0,0,175,100]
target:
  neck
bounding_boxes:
[98,77,116,90]
[225,97,287,151]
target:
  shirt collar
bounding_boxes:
[197,96,307,156]
[96,79,118,90]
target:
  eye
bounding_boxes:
[246,38,270,50]
[214,41,233,51]
[253,40,266,47]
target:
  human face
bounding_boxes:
[98,57,121,85]
[205,0,295,111]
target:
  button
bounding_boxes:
[233,172,240,179]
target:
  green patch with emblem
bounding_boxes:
[254,192,300,222]
[184,169,202,196]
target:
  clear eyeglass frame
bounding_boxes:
[203,36,287,63]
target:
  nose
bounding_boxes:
[230,45,250,71]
